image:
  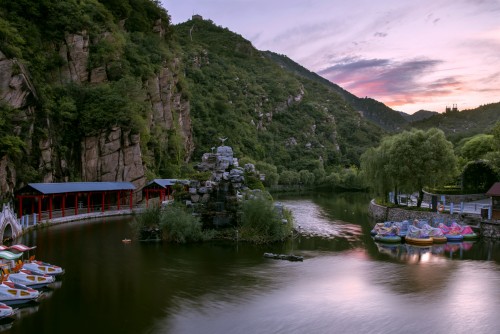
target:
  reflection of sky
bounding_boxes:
[278,199,363,240]
[154,254,499,333]
[164,0,500,114]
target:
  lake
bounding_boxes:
[3,192,499,333]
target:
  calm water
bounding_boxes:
[3,192,500,334]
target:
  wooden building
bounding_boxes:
[15,182,136,220]
[486,182,500,219]
[142,179,189,207]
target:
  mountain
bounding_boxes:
[400,110,438,122]
[173,18,385,169]
[0,1,385,200]
[0,0,497,202]
[410,102,500,142]
[262,52,409,132]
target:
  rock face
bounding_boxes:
[58,32,91,83]
[82,128,146,195]
[0,28,193,202]
[145,61,194,159]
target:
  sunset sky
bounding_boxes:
[162,0,500,114]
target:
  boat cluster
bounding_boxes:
[371,219,478,246]
[0,244,64,322]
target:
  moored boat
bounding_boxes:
[22,258,65,277]
[405,225,433,246]
[374,234,402,243]
[0,302,14,319]
[405,236,434,246]
[2,263,55,289]
[431,236,447,243]
[0,275,40,306]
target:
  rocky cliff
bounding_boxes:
[0,29,193,201]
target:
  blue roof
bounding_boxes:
[145,179,190,188]
[21,182,136,195]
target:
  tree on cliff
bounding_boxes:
[361,128,458,207]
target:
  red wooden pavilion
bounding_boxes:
[15,182,136,220]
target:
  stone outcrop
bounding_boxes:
[82,127,146,197]
[145,60,194,159]
[57,32,90,83]
[0,51,37,109]
[0,26,194,202]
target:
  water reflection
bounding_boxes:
[2,192,499,334]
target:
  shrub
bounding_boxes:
[239,198,292,243]
[159,204,204,243]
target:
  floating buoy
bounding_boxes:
[122,239,131,243]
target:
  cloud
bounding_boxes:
[317,56,468,108]
[374,32,388,38]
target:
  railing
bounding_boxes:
[395,194,492,218]
[18,204,145,229]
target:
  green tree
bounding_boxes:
[299,169,315,186]
[458,134,495,161]
[361,128,457,207]
[360,137,395,201]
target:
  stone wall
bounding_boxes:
[480,221,500,239]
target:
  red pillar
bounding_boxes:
[38,196,42,221]
[62,195,66,217]
[146,189,149,208]
[101,192,105,213]
[129,190,133,210]
[75,193,78,215]
[49,195,53,219]
[87,192,91,213]
[117,191,121,210]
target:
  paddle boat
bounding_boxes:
[405,225,433,246]
[0,251,23,262]
[0,302,14,319]
[438,223,464,242]
[4,244,65,277]
[374,234,402,243]
[21,256,65,277]
[453,223,479,240]
[0,273,41,306]
[2,263,55,289]
[421,223,447,244]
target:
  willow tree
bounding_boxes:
[360,136,395,203]
[362,128,458,207]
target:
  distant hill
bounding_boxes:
[262,51,409,132]
[400,110,438,122]
[411,102,500,142]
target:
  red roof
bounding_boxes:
[486,182,500,196]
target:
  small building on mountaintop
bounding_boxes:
[486,182,500,219]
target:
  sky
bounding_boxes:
[162,0,500,114]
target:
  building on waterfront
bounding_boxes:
[142,179,190,207]
[486,182,500,219]
[15,182,136,220]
